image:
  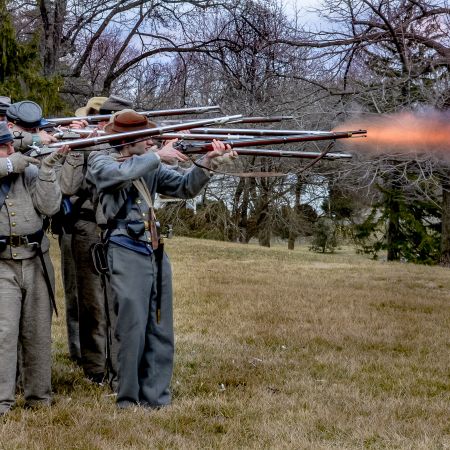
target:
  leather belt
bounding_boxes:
[0,229,44,247]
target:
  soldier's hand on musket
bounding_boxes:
[8,152,40,173]
[41,144,71,169]
[38,130,58,145]
[157,139,189,164]
[70,120,89,129]
[203,140,237,168]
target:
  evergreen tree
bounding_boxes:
[354,180,441,264]
[0,0,63,114]
[310,217,338,254]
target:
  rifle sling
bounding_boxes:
[36,244,58,316]
[132,178,163,323]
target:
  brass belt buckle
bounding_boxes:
[10,235,22,247]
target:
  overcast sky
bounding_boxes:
[283,0,325,27]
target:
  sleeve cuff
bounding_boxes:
[65,153,84,167]
[38,167,57,181]
[31,134,42,145]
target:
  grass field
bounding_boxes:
[0,237,449,449]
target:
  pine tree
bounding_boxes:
[0,0,64,114]
[354,179,441,264]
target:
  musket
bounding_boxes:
[52,128,104,138]
[183,127,336,136]
[160,115,294,125]
[27,114,243,156]
[229,116,294,124]
[53,129,265,141]
[212,148,353,159]
[45,105,222,126]
[176,130,367,154]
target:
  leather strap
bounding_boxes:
[132,178,159,250]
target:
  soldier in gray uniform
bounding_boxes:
[87,110,235,409]
[5,101,57,152]
[0,121,69,416]
[56,97,108,366]
[60,95,132,382]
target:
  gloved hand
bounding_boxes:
[202,140,238,170]
[207,153,238,170]
[8,152,40,173]
[41,145,71,170]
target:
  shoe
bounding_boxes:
[86,373,105,385]
[69,355,82,366]
[0,408,11,418]
[24,399,51,410]
[140,402,167,411]
[117,400,138,409]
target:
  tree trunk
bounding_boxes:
[258,206,271,247]
[231,178,244,242]
[288,176,303,250]
[39,0,67,77]
[386,181,401,261]
[240,180,250,243]
[287,233,295,250]
[440,178,450,267]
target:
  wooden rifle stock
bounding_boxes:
[27,114,243,156]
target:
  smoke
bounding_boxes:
[334,109,450,157]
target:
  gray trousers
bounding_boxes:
[59,232,81,361]
[72,220,106,377]
[0,253,53,413]
[107,242,174,407]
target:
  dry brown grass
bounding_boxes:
[0,237,449,449]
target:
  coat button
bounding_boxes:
[12,222,16,227]
[11,212,16,216]
[8,202,12,206]
[12,253,17,257]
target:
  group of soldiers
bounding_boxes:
[0,95,235,415]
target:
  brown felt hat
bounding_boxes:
[75,97,108,117]
[104,110,157,134]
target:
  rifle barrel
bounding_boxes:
[37,115,243,152]
[160,116,294,125]
[187,127,336,136]
[47,105,222,125]
[180,130,367,153]
[157,133,259,140]
[228,149,353,159]
[54,129,255,140]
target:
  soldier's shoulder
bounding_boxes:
[22,164,39,184]
[88,148,111,162]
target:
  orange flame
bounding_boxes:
[334,110,450,156]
